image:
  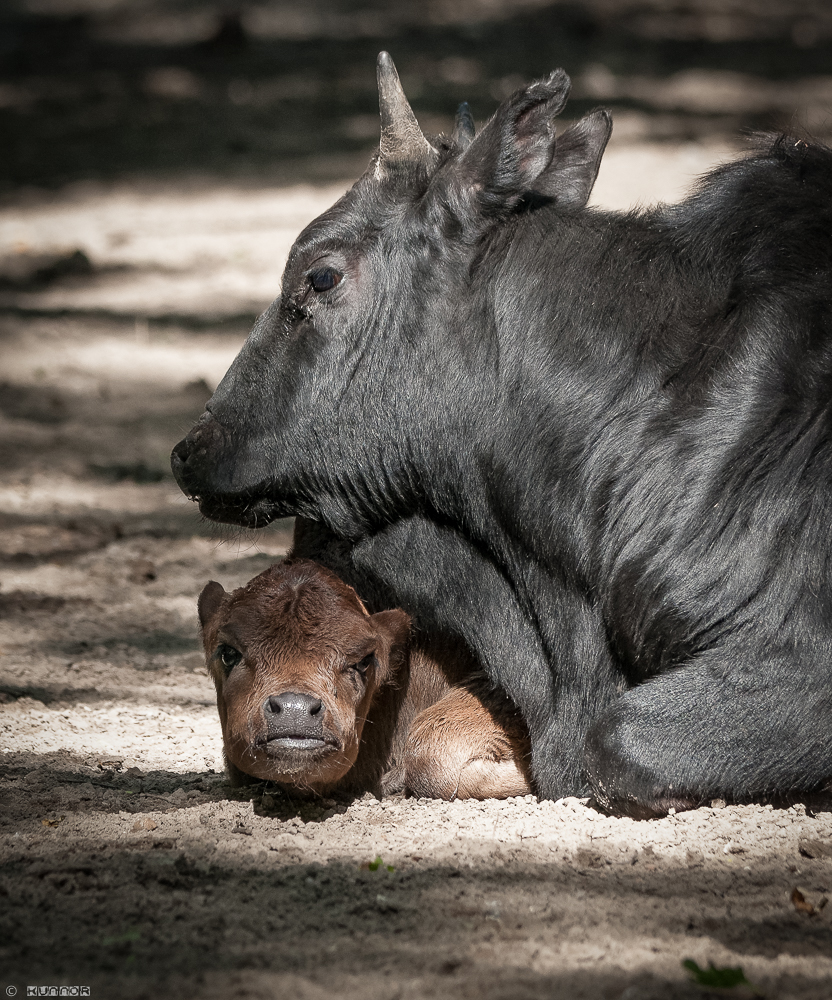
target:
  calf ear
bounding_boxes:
[369,608,412,684]
[532,109,612,207]
[198,581,226,629]
[454,69,571,215]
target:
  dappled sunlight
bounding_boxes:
[3,321,243,389]
[3,742,832,998]
[4,2,832,998]
[1,700,224,770]
[0,182,346,318]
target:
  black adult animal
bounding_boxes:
[173,52,832,817]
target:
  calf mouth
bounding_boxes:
[258,734,341,757]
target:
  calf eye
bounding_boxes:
[218,644,242,672]
[353,653,374,674]
[308,267,342,293]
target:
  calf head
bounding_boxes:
[171,53,611,536]
[198,559,411,791]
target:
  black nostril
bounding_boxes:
[171,436,196,489]
[263,691,325,743]
[267,692,323,717]
[171,438,190,463]
[171,413,218,474]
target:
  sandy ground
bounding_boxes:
[3,131,832,1000]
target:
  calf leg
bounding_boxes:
[584,646,832,817]
[403,687,532,800]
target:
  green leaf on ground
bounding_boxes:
[683,959,759,992]
[367,855,394,872]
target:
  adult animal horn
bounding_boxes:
[377,51,436,171]
[453,102,476,149]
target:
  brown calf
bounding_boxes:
[198,559,531,799]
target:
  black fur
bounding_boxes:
[172,67,832,815]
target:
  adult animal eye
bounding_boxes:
[218,644,242,672]
[308,267,342,293]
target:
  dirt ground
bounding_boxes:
[4,3,832,998]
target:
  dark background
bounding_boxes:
[2,0,832,195]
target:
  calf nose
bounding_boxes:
[264,692,324,740]
[268,692,323,718]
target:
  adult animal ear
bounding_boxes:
[198,580,226,629]
[532,108,612,207]
[454,69,571,214]
[368,608,412,685]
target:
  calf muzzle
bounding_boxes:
[262,691,331,751]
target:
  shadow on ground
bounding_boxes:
[2,750,832,999]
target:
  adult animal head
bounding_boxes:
[171,53,611,535]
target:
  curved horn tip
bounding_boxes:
[377,50,400,87]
